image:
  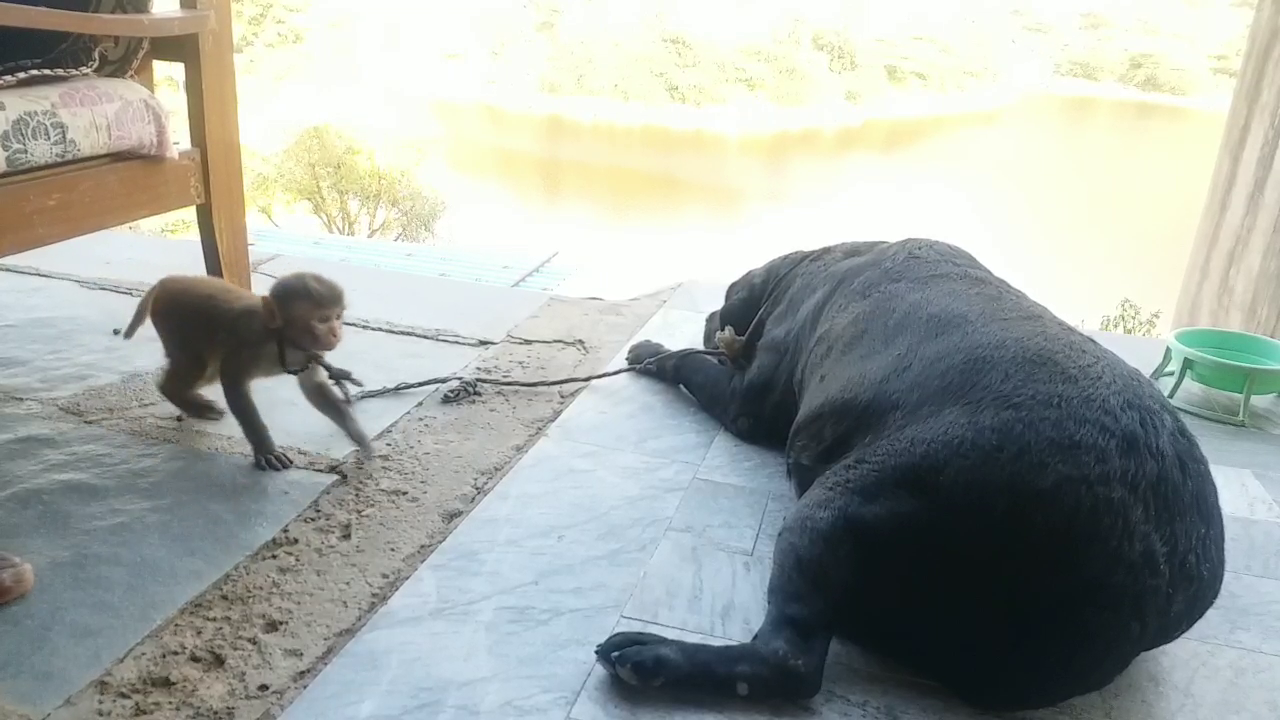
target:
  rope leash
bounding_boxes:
[320,348,728,405]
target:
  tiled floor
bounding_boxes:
[0,410,335,716]
[0,234,555,717]
[282,292,1280,720]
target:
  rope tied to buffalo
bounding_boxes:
[316,348,728,405]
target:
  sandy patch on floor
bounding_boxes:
[41,291,667,720]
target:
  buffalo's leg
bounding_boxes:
[595,491,838,701]
[625,340,783,445]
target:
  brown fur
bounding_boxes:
[0,552,34,605]
[123,273,372,470]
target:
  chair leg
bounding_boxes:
[182,0,251,289]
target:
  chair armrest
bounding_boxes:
[0,2,213,37]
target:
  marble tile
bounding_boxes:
[669,479,770,554]
[1087,330,1166,376]
[0,272,164,398]
[1245,398,1280,435]
[1086,329,1276,425]
[1210,466,1280,520]
[255,254,549,342]
[571,619,1068,720]
[601,306,712,371]
[549,306,719,464]
[1254,470,1280,503]
[549,373,720,465]
[1189,425,1280,476]
[1186,393,1280,431]
[279,437,697,720]
[1058,638,1280,720]
[1184,415,1265,443]
[1088,332,1262,425]
[666,281,729,315]
[696,430,789,491]
[1155,377,1244,419]
[623,532,771,642]
[1224,516,1280,581]
[126,325,480,459]
[0,410,334,717]
[753,492,797,558]
[1183,571,1280,657]
[1084,331,1280,434]
[1,231,275,286]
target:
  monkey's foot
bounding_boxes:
[0,553,34,605]
[185,402,226,422]
[254,448,294,472]
[170,394,225,422]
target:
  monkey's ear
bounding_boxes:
[261,297,283,329]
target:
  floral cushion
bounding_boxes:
[0,76,175,175]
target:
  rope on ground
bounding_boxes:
[325,348,727,405]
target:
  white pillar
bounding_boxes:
[1173,0,1280,337]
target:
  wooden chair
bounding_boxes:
[0,0,250,288]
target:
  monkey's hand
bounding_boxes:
[714,325,746,362]
[351,428,373,456]
[325,364,364,388]
[254,446,294,472]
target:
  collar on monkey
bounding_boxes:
[275,337,364,404]
[277,336,314,376]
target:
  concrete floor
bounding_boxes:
[281,289,1280,720]
[0,233,553,717]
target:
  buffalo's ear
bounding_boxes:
[261,296,283,329]
[716,264,776,339]
[703,310,723,350]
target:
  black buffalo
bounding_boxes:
[595,238,1224,712]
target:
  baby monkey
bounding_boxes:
[121,272,372,470]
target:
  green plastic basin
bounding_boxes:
[1167,327,1280,395]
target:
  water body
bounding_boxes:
[428,90,1226,329]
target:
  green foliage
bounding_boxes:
[247,125,446,242]
[154,214,197,238]
[515,1,1253,107]
[230,1,1254,115]
[1099,298,1163,337]
[231,0,306,54]
[119,208,198,240]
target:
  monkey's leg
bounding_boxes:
[0,552,34,604]
[219,364,293,471]
[158,358,225,421]
[298,365,371,453]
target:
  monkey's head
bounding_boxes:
[264,272,347,352]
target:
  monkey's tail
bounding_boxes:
[120,284,158,340]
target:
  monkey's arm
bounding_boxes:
[298,365,372,453]
[221,362,293,471]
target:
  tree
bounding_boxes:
[1099,298,1163,337]
[247,125,446,242]
[231,0,305,54]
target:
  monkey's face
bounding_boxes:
[284,304,345,352]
